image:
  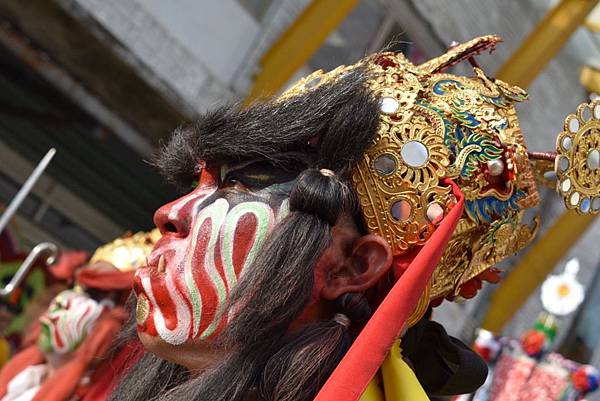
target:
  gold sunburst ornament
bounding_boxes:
[555,100,600,214]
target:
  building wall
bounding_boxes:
[61,0,312,115]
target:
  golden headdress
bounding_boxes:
[284,36,540,301]
[89,229,161,272]
[283,36,600,401]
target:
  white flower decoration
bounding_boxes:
[541,258,585,316]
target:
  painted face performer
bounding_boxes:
[112,35,599,401]
[0,230,159,401]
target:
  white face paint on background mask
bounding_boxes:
[38,289,113,355]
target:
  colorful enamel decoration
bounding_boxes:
[283,36,540,306]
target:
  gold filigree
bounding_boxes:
[350,65,453,254]
[459,215,539,291]
[281,36,541,323]
[555,100,600,214]
[389,106,450,190]
[90,229,161,272]
[406,283,432,327]
[419,35,502,74]
[430,222,480,298]
[431,214,539,298]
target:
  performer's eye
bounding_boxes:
[222,175,242,186]
[223,161,299,190]
[221,171,261,189]
[53,300,67,311]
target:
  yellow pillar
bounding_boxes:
[495,0,599,88]
[244,0,358,103]
[580,65,600,93]
[481,211,596,332]
[584,3,600,31]
[482,0,600,333]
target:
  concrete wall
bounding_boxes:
[62,0,312,114]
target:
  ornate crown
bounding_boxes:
[283,35,600,308]
[89,229,161,272]
[283,36,541,302]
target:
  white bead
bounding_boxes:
[380,97,399,114]
[487,159,505,176]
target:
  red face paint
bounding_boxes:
[135,165,290,345]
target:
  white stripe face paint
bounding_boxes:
[187,199,228,339]
[135,192,284,345]
[38,289,113,355]
[210,201,275,336]
[141,270,191,346]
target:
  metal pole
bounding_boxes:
[0,148,55,234]
[0,242,59,297]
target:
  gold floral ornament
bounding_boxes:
[555,100,600,214]
[89,229,161,272]
[281,36,541,311]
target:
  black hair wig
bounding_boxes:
[154,66,380,189]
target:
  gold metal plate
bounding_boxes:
[555,101,600,215]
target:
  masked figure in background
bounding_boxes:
[111,36,542,401]
[0,231,159,401]
[0,229,81,363]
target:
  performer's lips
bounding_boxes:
[134,250,169,329]
[134,251,168,295]
[133,267,167,333]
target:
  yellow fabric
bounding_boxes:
[382,341,430,400]
[358,373,385,401]
[0,337,11,368]
[359,340,430,401]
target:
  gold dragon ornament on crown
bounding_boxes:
[283,36,600,325]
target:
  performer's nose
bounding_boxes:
[154,199,190,237]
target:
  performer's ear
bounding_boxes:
[321,234,393,300]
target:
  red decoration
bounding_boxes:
[572,368,590,392]
[489,353,535,401]
[521,330,546,356]
[456,268,502,299]
[518,363,569,401]
[474,344,493,362]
